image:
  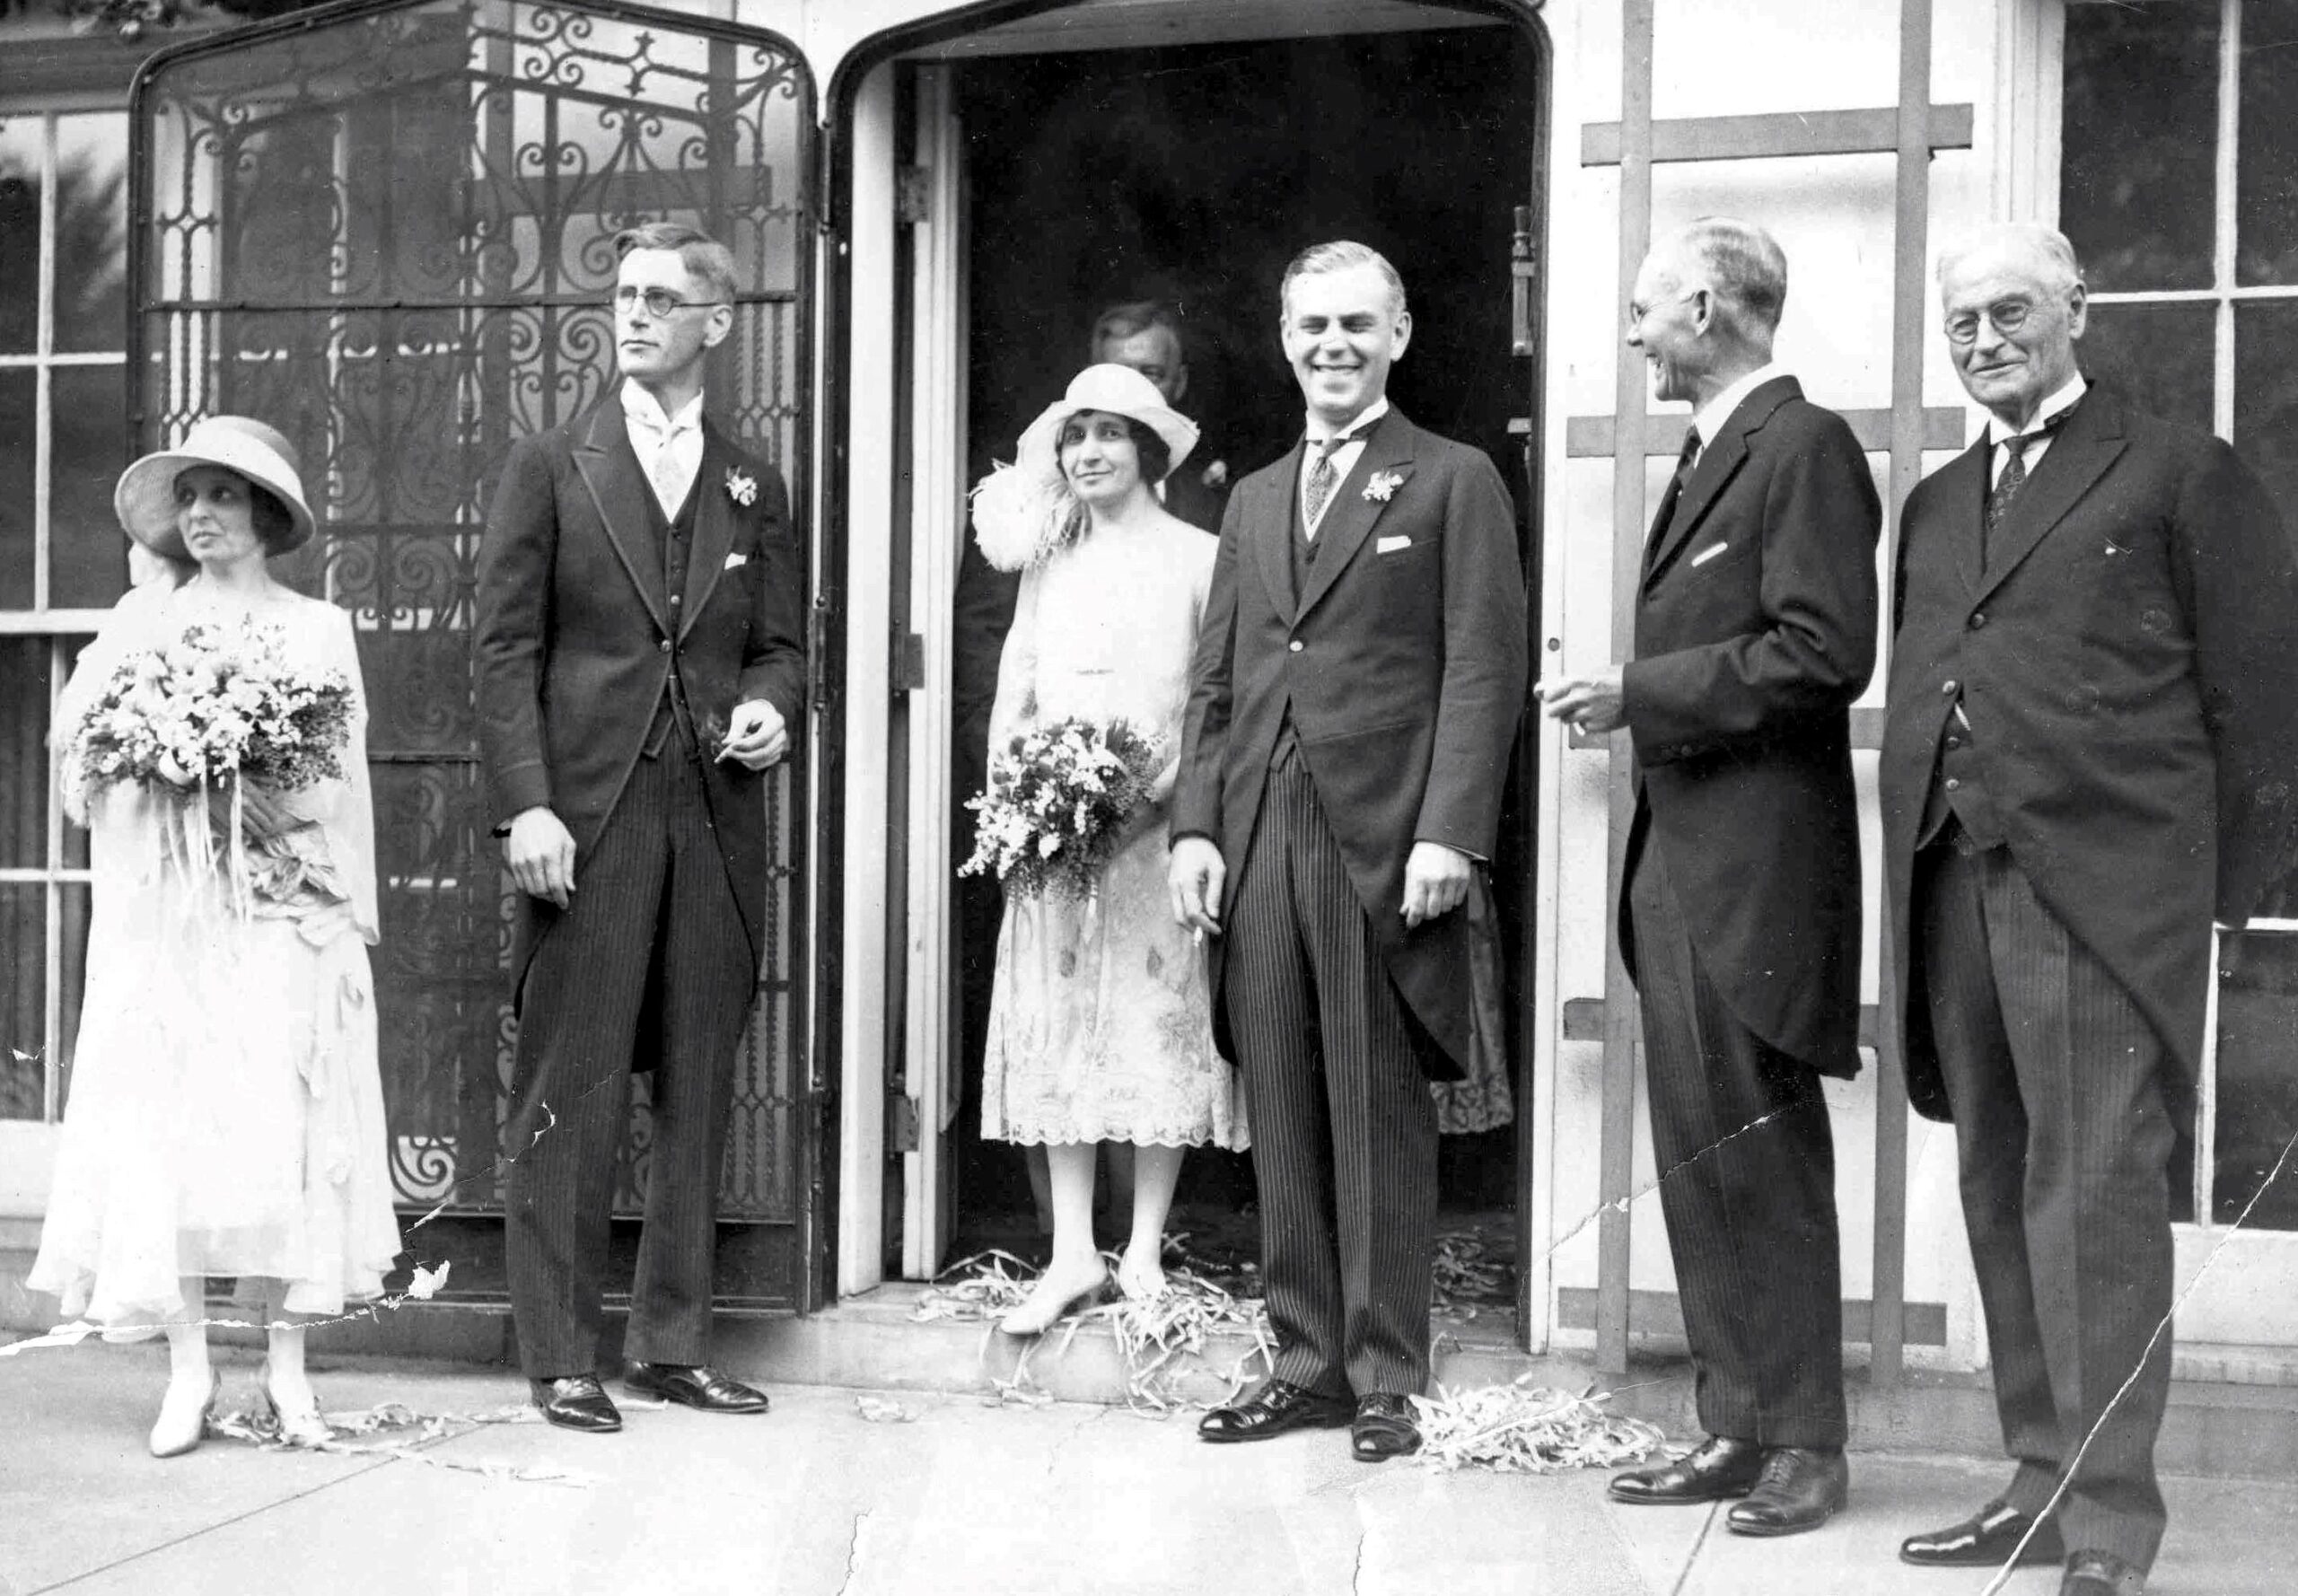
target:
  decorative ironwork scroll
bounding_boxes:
[130,0,812,1233]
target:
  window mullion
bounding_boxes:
[2214,0,2241,444]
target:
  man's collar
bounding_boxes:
[1692,362,1787,447]
[1986,372,2088,444]
[1304,396,1390,445]
[621,378,704,434]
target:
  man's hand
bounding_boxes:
[1401,840,1473,928]
[504,805,577,908]
[1168,837,1226,938]
[1534,667,1627,735]
[719,698,789,770]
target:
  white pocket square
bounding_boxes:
[724,552,749,570]
[1376,534,1413,554]
[1689,542,1729,567]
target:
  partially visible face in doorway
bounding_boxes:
[614,247,732,388]
[1057,410,1145,506]
[1281,263,1412,430]
[1626,244,1710,408]
[1100,326,1188,407]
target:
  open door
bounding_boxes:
[129,0,826,1311]
[898,63,969,1280]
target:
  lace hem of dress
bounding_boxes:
[986,1119,1250,1153]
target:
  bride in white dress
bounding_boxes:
[974,365,1247,1334]
[29,417,402,1456]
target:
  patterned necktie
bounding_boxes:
[1981,405,2074,561]
[1645,427,1703,557]
[1302,433,1354,533]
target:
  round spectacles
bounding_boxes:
[1944,300,2033,347]
[613,285,729,319]
[1624,287,1701,334]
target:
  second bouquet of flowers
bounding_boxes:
[960,715,1163,901]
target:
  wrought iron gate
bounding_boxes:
[128,0,816,1304]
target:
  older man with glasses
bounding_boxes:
[1881,223,2298,1596]
[476,222,805,1434]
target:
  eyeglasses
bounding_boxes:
[613,285,729,319]
[1624,287,1701,334]
[1944,299,2035,346]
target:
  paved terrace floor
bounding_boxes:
[4,1347,2294,1595]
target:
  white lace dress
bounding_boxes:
[28,577,403,1329]
[978,515,1247,1151]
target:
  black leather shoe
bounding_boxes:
[530,1374,622,1434]
[1725,1447,1848,1537]
[623,1361,770,1414]
[1197,1379,1355,1443]
[1350,1392,1422,1462]
[1899,1498,2065,1567]
[2061,1550,2146,1596]
[1609,1434,1767,1504]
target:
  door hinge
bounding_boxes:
[895,630,925,693]
[896,166,933,226]
[1511,202,1540,358]
[887,1092,920,1153]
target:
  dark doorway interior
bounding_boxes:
[943,23,1540,1288]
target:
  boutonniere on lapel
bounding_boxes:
[1363,469,1405,504]
[724,467,759,507]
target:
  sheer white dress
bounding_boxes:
[28,576,403,1330]
[978,515,1247,1152]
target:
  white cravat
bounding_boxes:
[621,380,705,517]
[1300,397,1390,538]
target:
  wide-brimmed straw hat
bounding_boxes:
[113,415,317,559]
[1014,363,1199,484]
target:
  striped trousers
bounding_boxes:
[1627,842,1848,1449]
[503,748,756,1380]
[1917,837,2174,1573]
[1225,759,1437,1399]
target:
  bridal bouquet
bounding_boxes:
[960,717,1162,901]
[75,618,355,908]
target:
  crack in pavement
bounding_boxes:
[834,1507,873,1596]
[1043,1405,1106,1482]
[1975,1120,2298,1596]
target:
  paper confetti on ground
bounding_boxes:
[204,1394,603,1486]
[1412,1375,1668,1474]
[916,1249,1274,1416]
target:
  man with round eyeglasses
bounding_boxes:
[1881,222,2298,1596]
[476,221,804,1434]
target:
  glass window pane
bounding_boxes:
[2060,0,2221,291]
[62,637,92,873]
[2079,302,2216,434]
[2233,301,2298,527]
[52,114,127,355]
[2213,931,2298,1230]
[0,367,32,608]
[0,884,43,1119]
[50,364,129,608]
[0,637,53,871]
[0,117,38,355]
[2238,0,2298,284]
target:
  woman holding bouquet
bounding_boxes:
[29,417,401,1455]
[972,364,1246,1334]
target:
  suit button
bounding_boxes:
[1288,640,1303,653]
[659,639,671,653]
[1945,735,1961,750]
[1945,777,1961,791]
[1942,679,1959,696]
[1969,611,1986,628]
[671,593,683,607]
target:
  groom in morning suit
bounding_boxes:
[1171,241,1527,1461]
[1884,224,2298,1596]
[1538,217,1876,1536]
[476,223,804,1433]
